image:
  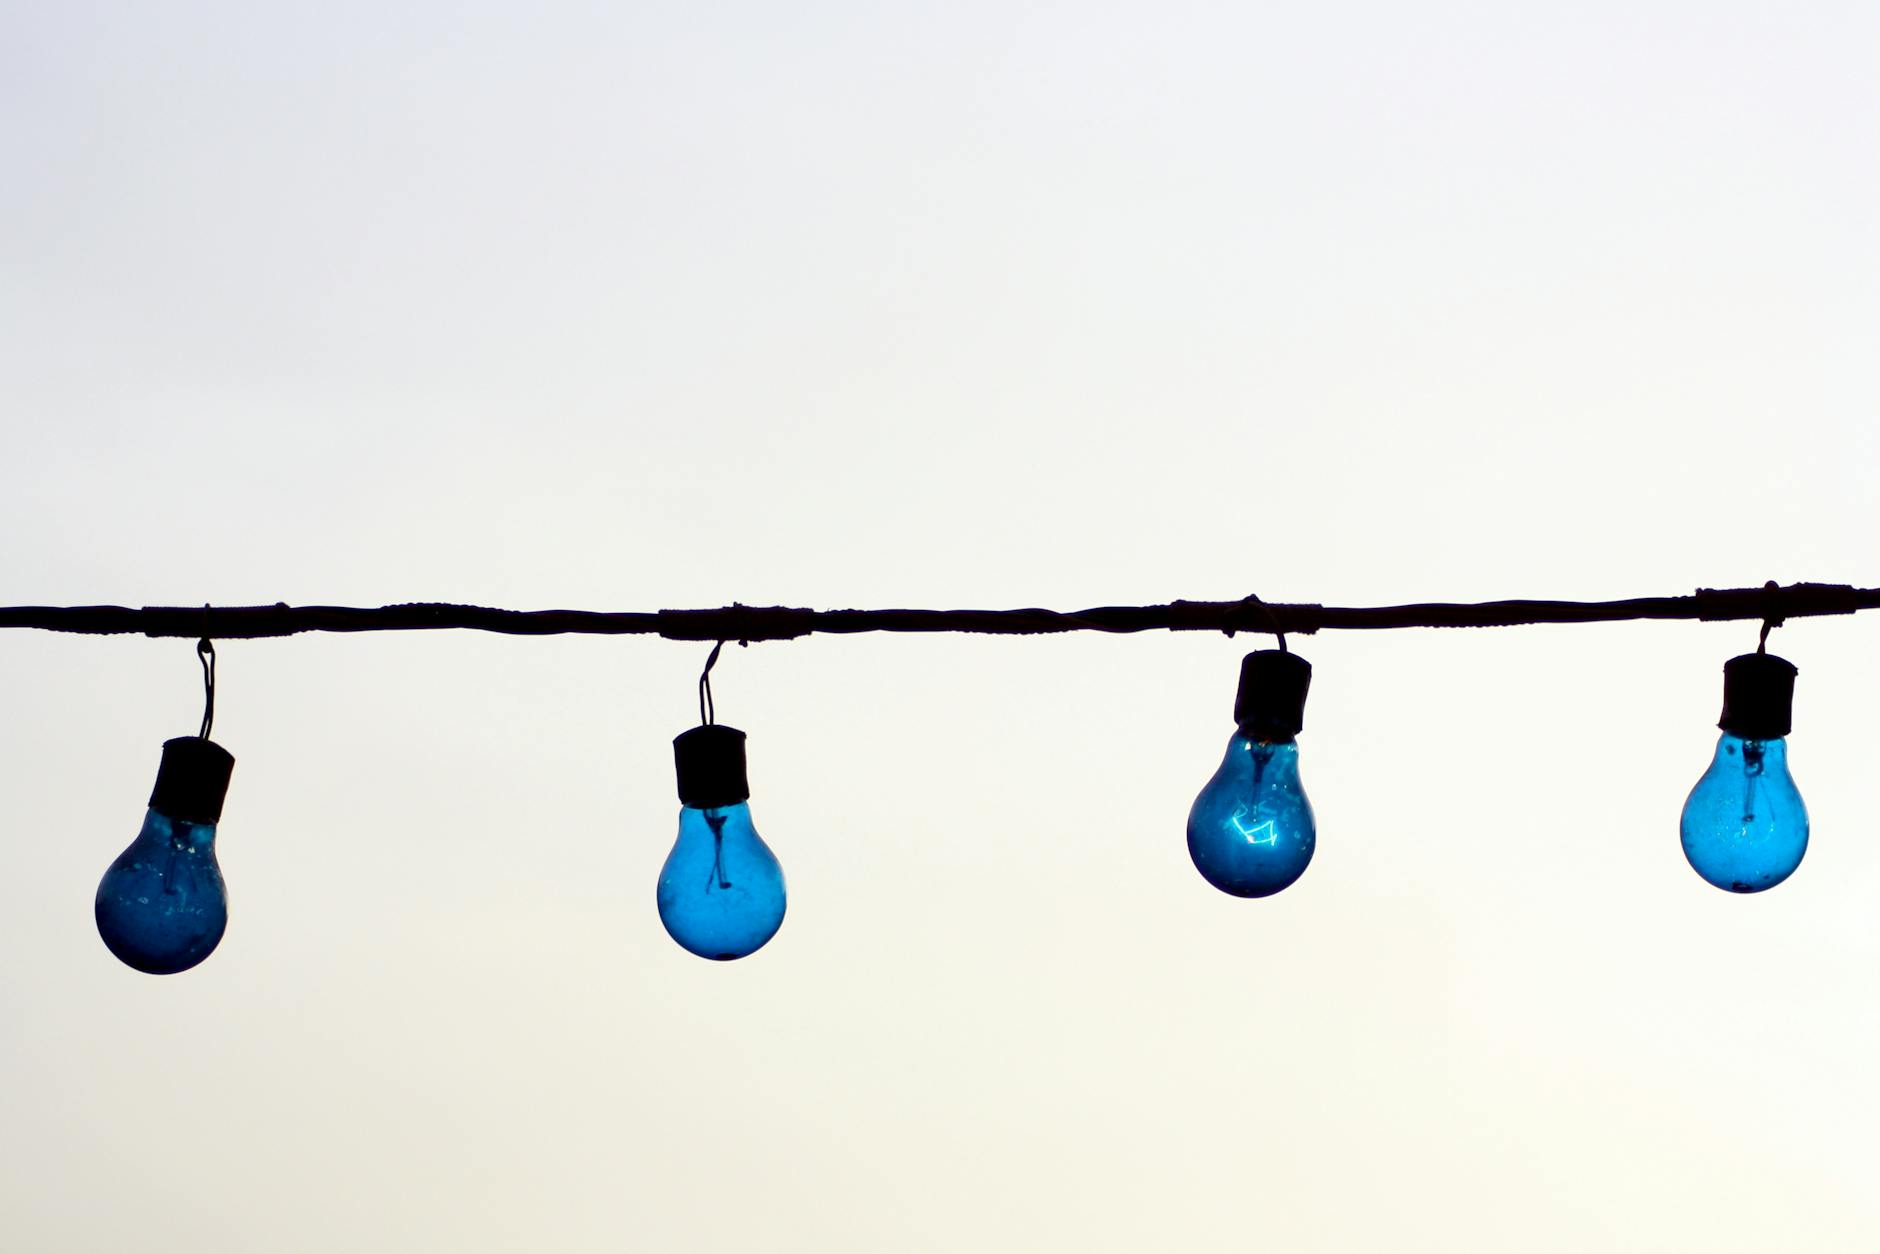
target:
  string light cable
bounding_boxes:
[0,580,1869,639]
[21,580,1863,973]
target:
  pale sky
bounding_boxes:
[4,3,1879,1251]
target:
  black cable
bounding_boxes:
[0,582,1869,641]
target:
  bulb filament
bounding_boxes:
[1741,740,1765,825]
[1228,741,1282,844]
[704,809,732,891]
[162,824,188,897]
[1230,808,1279,845]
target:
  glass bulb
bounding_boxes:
[1680,732,1807,893]
[657,802,785,960]
[1187,733,1315,897]
[95,807,228,974]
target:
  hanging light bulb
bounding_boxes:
[1680,651,1807,893]
[657,725,787,959]
[655,644,785,959]
[96,638,235,974]
[1187,648,1316,897]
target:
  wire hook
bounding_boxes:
[196,624,217,740]
[698,640,726,726]
[1234,593,1289,652]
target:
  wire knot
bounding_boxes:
[1758,580,1785,653]
[1230,594,1288,651]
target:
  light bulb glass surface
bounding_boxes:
[1681,732,1807,893]
[657,802,785,960]
[1188,733,1315,897]
[95,807,228,974]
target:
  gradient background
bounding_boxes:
[4,3,1878,1250]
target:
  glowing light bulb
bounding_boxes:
[1681,652,1807,893]
[95,737,235,974]
[1188,649,1316,897]
[657,725,785,960]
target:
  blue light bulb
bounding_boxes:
[1188,734,1315,897]
[95,737,234,974]
[658,724,785,960]
[1188,649,1316,898]
[1680,651,1806,894]
[657,802,786,960]
[1681,733,1807,893]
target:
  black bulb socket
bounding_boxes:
[1718,652,1797,741]
[148,736,236,825]
[1233,649,1312,743]
[674,724,750,808]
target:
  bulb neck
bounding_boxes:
[148,736,235,824]
[673,724,750,808]
[1718,652,1797,740]
[1233,649,1311,743]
